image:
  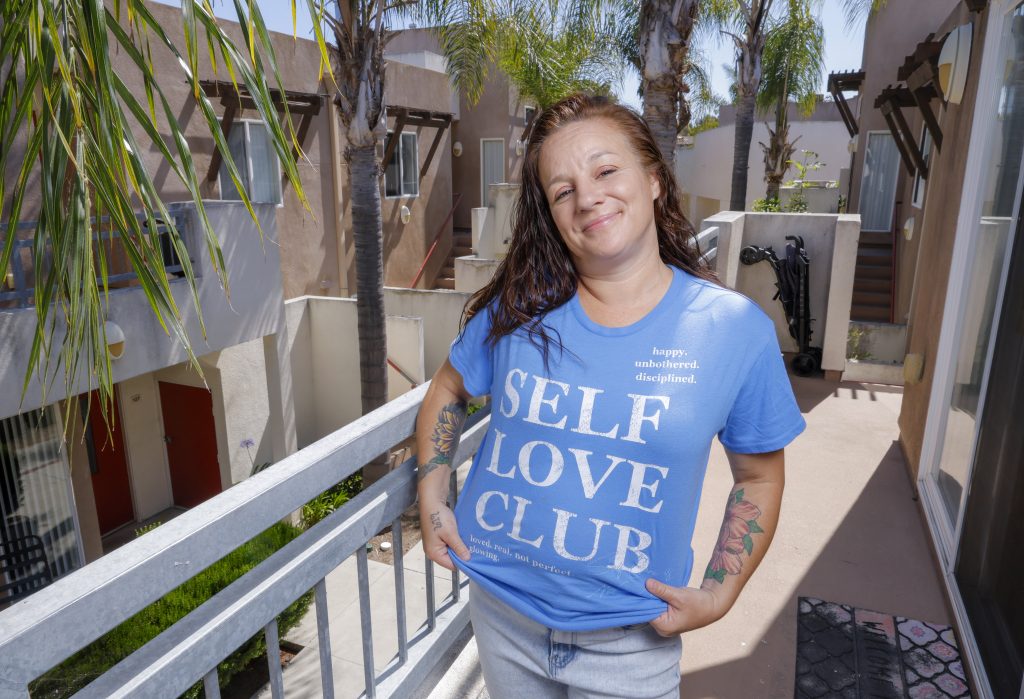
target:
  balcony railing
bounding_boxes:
[0,383,488,699]
[0,214,184,309]
[696,225,719,262]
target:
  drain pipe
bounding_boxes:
[327,95,350,296]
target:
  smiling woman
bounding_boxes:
[414,94,806,699]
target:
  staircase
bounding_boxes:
[433,227,473,290]
[850,231,894,322]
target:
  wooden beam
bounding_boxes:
[419,116,451,182]
[889,98,928,177]
[207,101,237,182]
[383,109,408,169]
[963,0,987,12]
[831,85,859,137]
[908,65,944,151]
[881,108,918,177]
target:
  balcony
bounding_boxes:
[0,201,285,417]
[0,370,951,698]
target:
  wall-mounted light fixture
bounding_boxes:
[452,141,463,157]
[104,321,126,360]
[400,205,412,224]
[938,23,972,105]
[515,140,525,156]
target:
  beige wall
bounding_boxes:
[451,72,532,229]
[848,0,961,323]
[375,62,456,290]
[676,114,852,223]
[118,374,175,521]
[893,4,990,478]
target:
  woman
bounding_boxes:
[416,94,804,698]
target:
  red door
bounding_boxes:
[86,390,135,534]
[158,382,222,508]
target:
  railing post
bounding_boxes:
[264,619,285,699]
[314,578,335,699]
[392,518,409,665]
[356,547,376,699]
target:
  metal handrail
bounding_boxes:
[1,214,184,308]
[0,383,490,698]
[409,193,463,289]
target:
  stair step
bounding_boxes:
[859,231,893,247]
[853,291,892,307]
[441,265,455,276]
[854,278,892,293]
[435,277,455,290]
[851,305,891,322]
[453,245,473,257]
[856,262,893,279]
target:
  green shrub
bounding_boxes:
[752,197,781,212]
[30,522,312,699]
[301,472,363,529]
[784,191,809,213]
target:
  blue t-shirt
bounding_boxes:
[448,266,805,631]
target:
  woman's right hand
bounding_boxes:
[419,501,471,571]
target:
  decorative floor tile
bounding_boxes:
[795,598,972,698]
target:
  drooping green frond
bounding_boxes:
[0,0,321,426]
[841,0,887,30]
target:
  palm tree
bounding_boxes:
[1,1,314,423]
[757,0,824,200]
[840,0,887,28]
[428,1,622,110]
[707,0,778,211]
[636,1,703,166]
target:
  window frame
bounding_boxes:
[383,131,420,199]
[912,125,933,209]
[217,119,284,208]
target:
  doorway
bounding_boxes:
[480,138,505,207]
[83,390,134,535]
[158,382,222,508]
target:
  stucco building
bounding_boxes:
[843,0,1024,695]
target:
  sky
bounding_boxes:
[155,0,867,112]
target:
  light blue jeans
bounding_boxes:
[468,581,682,698]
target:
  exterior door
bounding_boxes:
[158,382,222,508]
[480,138,505,207]
[84,390,134,535]
[858,132,902,232]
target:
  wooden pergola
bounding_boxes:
[199,79,327,183]
[384,106,452,184]
[827,70,865,138]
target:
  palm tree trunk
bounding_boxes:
[730,90,757,211]
[348,143,389,479]
[643,76,680,170]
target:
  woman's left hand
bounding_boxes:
[644,579,727,637]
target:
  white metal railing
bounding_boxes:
[0,383,489,699]
[696,226,719,263]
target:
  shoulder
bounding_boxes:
[675,268,776,342]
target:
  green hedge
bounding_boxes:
[30,522,313,699]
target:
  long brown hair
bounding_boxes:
[462,93,716,358]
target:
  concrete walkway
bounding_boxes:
[262,377,950,698]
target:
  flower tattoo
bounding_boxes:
[418,400,467,480]
[704,488,764,584]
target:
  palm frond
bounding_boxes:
[0,0,323,426]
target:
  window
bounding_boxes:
[218,120,282,205]
[524,106,537,138]
[384,132,419,198]
[912,126,932,209]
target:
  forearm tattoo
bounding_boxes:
[418,400,468,481]
[704,488,764,584]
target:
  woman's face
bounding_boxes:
[538,118,661,275]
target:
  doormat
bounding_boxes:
[795,597,972,698]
